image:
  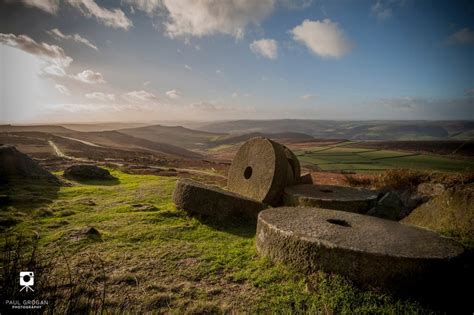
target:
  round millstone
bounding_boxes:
[282,145,301,185]
[227,137,289,205]
[256,207,464,290]
[284,184,378,213]
[173,179,266,221]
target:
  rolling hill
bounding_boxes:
[194,120,474,141]
[119,125,225,149]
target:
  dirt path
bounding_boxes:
[48,140,88,161]
[58,136,103,147]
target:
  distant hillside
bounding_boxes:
[61,123,151,132]
[195,120,474,141]
[210,132,313,147]
[63,130,202,159]
[0,125,74,134]
[119,125,225,149]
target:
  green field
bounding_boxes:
[2,170,430,313]
[296,145,474,172]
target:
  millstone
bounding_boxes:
[284,184,378,213]
[282,145,301,185]
[173,179,266,221]
[256,207,464,290]
[227,138,289,205]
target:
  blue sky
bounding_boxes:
[0,0,473,123]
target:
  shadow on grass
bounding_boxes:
[191,213,257,239]
[386,248,474,313]
[64,175,120,186]
[1,178,60,230]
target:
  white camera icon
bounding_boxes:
[20,271,34,286]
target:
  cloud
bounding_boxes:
[73,69,106,83]
[280,0,313,9]
[189,101,255,113]
[143,81,151,86]
[231,92,238,98]
[465,88,474,97]
[55,84,70,95]
[165,89,181,99]
[301,94,316,100]
[371,0,392,21]
[290,19,352,58]
[447,28,474,45]
[184,64,192,70]
[8,0,60,14]
[123,90,158,102]
[0,33,73,76]
[123,0,163,15]
[215,69,222,74]
[250,39,278,60]
[47,28,98,50]
[161,0,275,39]
[371,96,474,119]
[67,0,133,30]
[85,92,115,101]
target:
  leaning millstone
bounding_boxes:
[173,179,266,221]
[227,138,289,205]
[282,145,301,185]
[284,184,378,213]
[256,207,464,290]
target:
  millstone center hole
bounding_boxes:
[320,189,333,193]
[327,218,351,227]
[244,166,253,179]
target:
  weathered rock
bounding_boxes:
[69,227,101,241]
[283,184,378,213]
[0,145,59,185]
[370,191,405,220]
[64,164,114,180]
[298,173,313,184]
[173,179,266,221]
[227,138,289,205]
[370,190,428,221]
[256,207,464,290]
[403,184,474,243]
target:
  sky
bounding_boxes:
[0,0,473,123]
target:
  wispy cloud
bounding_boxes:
[165,89,181,99]
[67,0,133,30]
[447,28,474,45]
[291,19,352,58]
[123,0,162,16]
[371,0,392,21]
[0,33,73,76]
[10,0,60,14]
[250,38,278,60]
[300,94,316,100]
[47,28,98,50]
[55,84,71,95]
[123,90,158,102]
[72,69,106,83]
[85,92,115,101]
[162,0,275,39]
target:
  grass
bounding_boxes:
[295,145,474,172]
[1,170,434,313]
